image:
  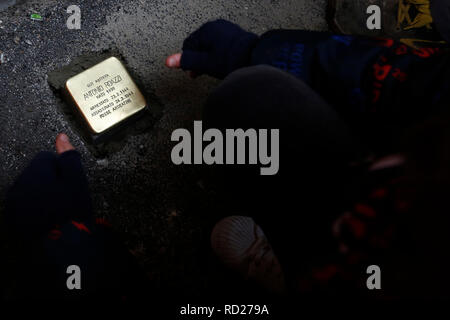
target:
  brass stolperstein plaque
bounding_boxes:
[65,57,147,134]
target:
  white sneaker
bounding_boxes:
[211,216,286,294]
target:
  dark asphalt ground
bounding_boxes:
[0,0,327,299]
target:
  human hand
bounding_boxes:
[5,134,93,241]
[166,19,259,79]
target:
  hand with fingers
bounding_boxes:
[6,135,151,299]
[5,133,93,242]
[166,19,259,79]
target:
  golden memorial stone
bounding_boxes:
[65,57,147,134]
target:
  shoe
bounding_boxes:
[327,0,448,47]
[211,216,286,294]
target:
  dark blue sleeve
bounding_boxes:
[251,30,388,114]
[250,30,450,152]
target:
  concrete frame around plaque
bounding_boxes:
[65,57,147,142]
